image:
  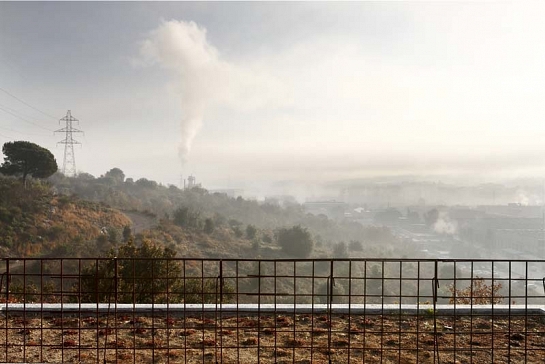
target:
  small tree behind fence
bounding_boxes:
[448,277,503,305]
[77,240,234,303]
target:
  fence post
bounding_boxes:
[432,260,440,364]
[114,258,118,304]
[215,260,223,364]
[327,260,335,364]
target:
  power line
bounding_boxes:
[0,104,54,132]
[0,124,52,137]
[0,102,45,122]
[0,87,57,120]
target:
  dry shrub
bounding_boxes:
[144,338,163,348]
[276,316,293,327]
[285,338,305,347]
[312,327,327,335]
[361,318,374,327]
[321,348,336,355]
[334,339,349,347]
[274,348,290,357]
[63,339,78,347]
[448,277,503,304]
[117,352,132,361]
[166,350,182,358]
[82,317,97,325]
[76,353,91,361]
[108,339,128,348]
[201,338,216,347]
[180,329,196,336]
[14,318,31,325]
[348,325,361,334]
[242,337,258,345]
[98,328,114,336]
[132,327,147,335]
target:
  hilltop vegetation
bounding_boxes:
[49,169,404,257]
[0,176,131,257]
[0,165,414,261]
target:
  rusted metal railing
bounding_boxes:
[1,258,544,363]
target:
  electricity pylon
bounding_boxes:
[55,110,83,176]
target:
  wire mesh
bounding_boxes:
[1,258,544,363]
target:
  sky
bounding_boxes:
[1,1,545,193]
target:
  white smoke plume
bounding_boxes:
[139,20,226,165]
[434,211,458,235]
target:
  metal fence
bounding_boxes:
[1,257,545,363]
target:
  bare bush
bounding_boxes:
[448,277,503,304]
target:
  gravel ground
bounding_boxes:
[1,312,544,363]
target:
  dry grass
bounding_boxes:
[1,312,544,363]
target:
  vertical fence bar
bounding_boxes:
[327,259,334,364]
[432,260,440,364]
[416,260,420,364]
[3,259,9,362]
[348,260,352,363]
[525,261,529,362]
[380,260,385,364]
[215,259,223,364]
[257,260,261,363]
[363,259,368,364]
[491,260,495,363]
[469,260,474,364]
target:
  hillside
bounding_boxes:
[0,176,131,257]
[0,175,323,260]
[0,169,416,261]
[49,169,406,257]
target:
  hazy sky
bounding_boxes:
[1,1,545,190]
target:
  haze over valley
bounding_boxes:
[1,1,545,272]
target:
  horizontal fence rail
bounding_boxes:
[1,258,545,363]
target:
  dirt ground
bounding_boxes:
[122,211,157,234]
[1,312,544,363]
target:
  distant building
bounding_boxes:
[303,200,347,219]
[184,175,202,189]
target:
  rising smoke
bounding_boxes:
[434,211,458,235]
[139,20,225,165]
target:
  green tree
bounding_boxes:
[276,225,314,258]
[332,241,348,257]
[0,141,58,186]
[79,239,182,303]
[108,227,119,244]
[348,240,363,252]
[173,206,202,229]
[232,225,243,238]
[104,167,125,184]
[246,224,257,240]
[78,239,234,304]
[203,218,215,234]
[122,225,132,242]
